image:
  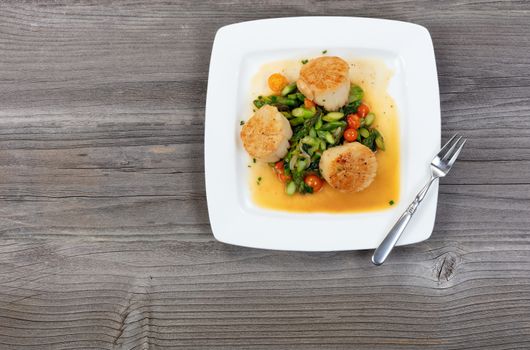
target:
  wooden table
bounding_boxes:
[1,1,529,349]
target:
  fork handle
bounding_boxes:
[371,176,437,266]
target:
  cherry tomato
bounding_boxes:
[304,174,323,192]
[346,114,361,129]
[343,128,358,142]
[267,73,288,93]
[278,172,291,183]
[273,161,290,182]
[357,103,370,118]
[304,98,316,109]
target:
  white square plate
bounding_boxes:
[205,17,440,251]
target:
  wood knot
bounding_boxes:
[434,252,459,282]
[113,282,152,348]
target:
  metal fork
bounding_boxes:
[371,134,467,266]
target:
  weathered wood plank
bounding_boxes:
[1,237,530,349]
[0,0,529,349]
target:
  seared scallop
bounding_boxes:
[240,105,293,162]
[297,56,350,111]
[319,142,377,192]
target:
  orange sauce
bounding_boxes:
[247,58,400,213]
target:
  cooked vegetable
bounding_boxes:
[304,174,324,192]
[348,85,364,103]
[320,121,347,131]
[252,79,386,195]
[314,115,323,130]
[341,99,362,116]
[295,159,306,172]
[281,82,297,96]
[274,161,291,182]
[292,106,316,119]
[375,135,385,151]
[304,98,316,109]
[268,73,289,93]
[322,112,345,122]
[346,114,361,129]
[254,95,300,109]
[289,117,305,126]
[361,130,378,151]
[317,130,335,144]
[357,103,370,118]
[364,112,375,126]
[359,128,370,138]
[301,136,319,146]
[343,128,358,142]
[286,181,296,195]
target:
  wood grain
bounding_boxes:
[0,0,529,349]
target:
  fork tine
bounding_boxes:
[441,135,463,161]
[437,134,460,159]
[446,138,467,169]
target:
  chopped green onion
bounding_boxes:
[314,115,323,130]
[364,112,375,126]
[359,128,370,138]
[289,155,298,171]
[287,93,298,100]
[318,130,335,144]
[289,117,305,126]
[301,136,319,146]
[375,136,385,150]
[292,107,316,119]
[286,181,296,195]
[297,159,307,172]
[281,82,297,96]
[322,112,345,122]
[295,92,305,101]
[320,121,347,131]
